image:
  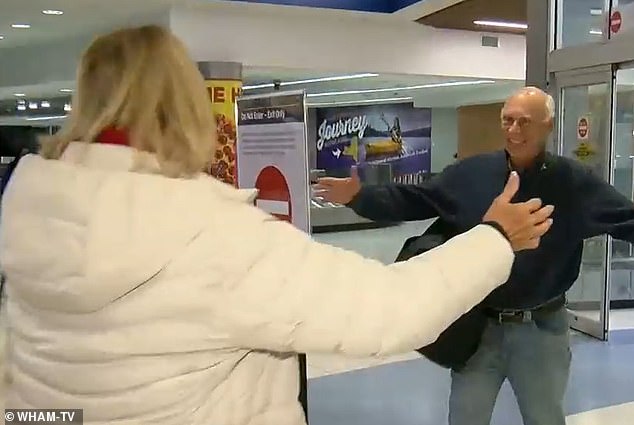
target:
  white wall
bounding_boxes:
[170,2,525,80]
[430,108,458,172]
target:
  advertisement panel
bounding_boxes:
[236,91,311,233]
[206,80,242,186]
[315,102,432,180]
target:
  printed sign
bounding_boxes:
[255,166,292,223]
[611,10,622,34]
[315,103,431,181]
[573,142,595,161]
[206,79,242,186]
[577,117,589,140]
[236,91,311,233]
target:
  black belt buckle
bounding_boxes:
[497,310,533,324]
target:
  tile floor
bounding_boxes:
[310,225,634,424]
[305,328,634,425]
[574,308,634,330]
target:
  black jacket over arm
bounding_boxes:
[346,151,634,309]
[574,164,634,242]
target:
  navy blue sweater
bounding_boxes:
[348,150,634,309]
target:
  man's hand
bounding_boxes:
[314,167,362,205]
[483,171,554,251]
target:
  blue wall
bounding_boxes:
[392,0,421,10]
[226,0,422,13]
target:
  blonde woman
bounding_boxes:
[0,26,552,424]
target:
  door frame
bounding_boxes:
[551,65,616,340]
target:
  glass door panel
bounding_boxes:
[556,0,609,48]
[555,69,614,339]
[609,66,634,332]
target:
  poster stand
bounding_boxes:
[235,90,311,421]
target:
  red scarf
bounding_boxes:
[96,127,129,146]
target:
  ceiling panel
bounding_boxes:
[0,69,519,126]
[417,0,527,34]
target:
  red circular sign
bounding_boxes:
[255,165,292,223]
[611,11,622,34]
[578,118,589,138]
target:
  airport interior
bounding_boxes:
[3,0,634,424]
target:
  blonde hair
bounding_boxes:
[40,25,215,177]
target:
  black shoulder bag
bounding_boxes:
[395,218,487,371]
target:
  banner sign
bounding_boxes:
[206,79,242,186]
[236,91,311,233]
[574,116,595,162]
[315,102,431,179]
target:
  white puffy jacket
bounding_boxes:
[0,143,513,425]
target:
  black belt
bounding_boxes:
[483,296,566,324]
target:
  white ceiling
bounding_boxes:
[0,0,181,49]
[0,0,520,126]
[243,70,521,106]
[0,63,518,100]
[0,72,524,126]
[0,0,465,49]
[0,0,476,101]
[244,68,481,92]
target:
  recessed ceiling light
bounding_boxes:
[590,8,603,16]
[42,10,64,15]
[0,35,4,40]
[14,93,26,97]
[11,24,31,29]
[589,29,603,35]
[59,88,73,93]
[473,20,528,30]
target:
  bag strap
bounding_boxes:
[1,148,28,197]
[0,275,4,312]
[0,148,29,310]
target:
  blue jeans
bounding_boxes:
[448,307,571,425]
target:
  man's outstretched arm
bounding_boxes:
[346,182,454,222]
[576,166,634,242]
[316,165,460,223]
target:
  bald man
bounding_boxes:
[316,87,634,425]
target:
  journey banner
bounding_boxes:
[315,102,432,181]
